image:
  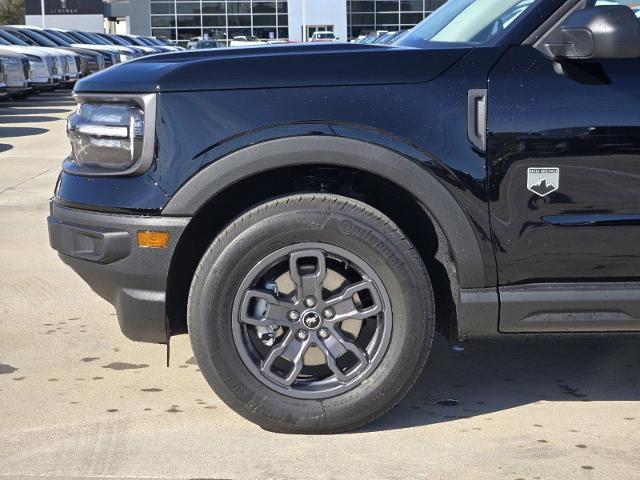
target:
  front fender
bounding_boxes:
[162,135,487,290]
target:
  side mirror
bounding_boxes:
[546,6,640,61]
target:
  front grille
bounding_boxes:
[21,58,30,79]
[87,58,98,73]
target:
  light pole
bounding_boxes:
[40,0,46,27]
[301,0,306,42]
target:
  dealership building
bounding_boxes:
[26,1,446,44]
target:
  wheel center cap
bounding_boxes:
[302,311,322,330]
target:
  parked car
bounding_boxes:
[186,36,203,50]
[310,31,338,42]
[362,31,390,43]
[141,35,184,51]
[96,33,163,55]
[0,50,30,98]
[190,39,221,50]
[0,27,80,87]
[0,35,60,90]
[374,30,408,44]
[8,26,105,76]
[0,59,7,99]
[48,0,640,434]
[118,33,177,53]
[56,29,141,62]
[12,25,121,69]
[230,35,266,46]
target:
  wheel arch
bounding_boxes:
[162,136,492,339]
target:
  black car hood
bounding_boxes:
[75,42,470,93]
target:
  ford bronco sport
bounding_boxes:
[48,0,640,433]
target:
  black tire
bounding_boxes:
[188,193,435,433]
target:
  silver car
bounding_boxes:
[0,29,81,89]
[0,42,60,90]
[0,59,8,99]
[0,50,30,98]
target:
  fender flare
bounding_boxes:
[162,136,486,288]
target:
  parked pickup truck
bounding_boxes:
[48,0,640,433]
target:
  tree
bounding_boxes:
[0,0,25,25]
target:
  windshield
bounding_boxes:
[0,29,29,46]
[116,35,136,46]
[16,28,58,47]
[67,31,95,44]
[125,36,146,46]
[398,0,541,48]
[101,34,126,46]
[147,37,162,45]
[46,29,77,45]
[78,32,110,45]
[38,29,71,46]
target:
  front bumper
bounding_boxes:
[47,201,190,344]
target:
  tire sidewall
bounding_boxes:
[189,196,434,432]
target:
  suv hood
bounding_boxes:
[0,45,56,59]
[75,42,470,93]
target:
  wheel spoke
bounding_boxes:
[324,280,383,323]
[317,329,369,383]
[289,250,327,301]
[239,289,294,327]
[261,330,310,386]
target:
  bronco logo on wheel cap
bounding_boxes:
[302,311,322,330]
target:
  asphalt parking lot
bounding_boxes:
[1,91,639,480]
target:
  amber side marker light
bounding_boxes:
[137,231,170,248]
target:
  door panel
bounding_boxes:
[488,45,640,287]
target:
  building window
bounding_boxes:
[150,0,289,45]
[347,0,447,39]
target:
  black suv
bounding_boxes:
[48,0,640,433]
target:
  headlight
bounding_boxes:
[119,53,135,62]
[64,94,157,176]
[1,56,20,68]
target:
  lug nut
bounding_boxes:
[296,330,309,341]
[287,310,300,322]
[304,296,317,308]
[322,307,335,319]
[318,328,330,339]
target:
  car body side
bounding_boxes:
[54,43,507,343]
[51,0,637,345]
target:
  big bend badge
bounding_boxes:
[527,167,560,197]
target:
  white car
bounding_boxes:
[0,59,8,99]
[1,27,80,86]
[310,32,338,42]
[230,35,266,47]
[0,43,58,90]
[0,50,30,97]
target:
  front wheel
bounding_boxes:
[188,194,435,433]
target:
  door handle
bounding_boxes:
[468,89,487,152]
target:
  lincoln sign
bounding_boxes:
[25,0,103,15]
